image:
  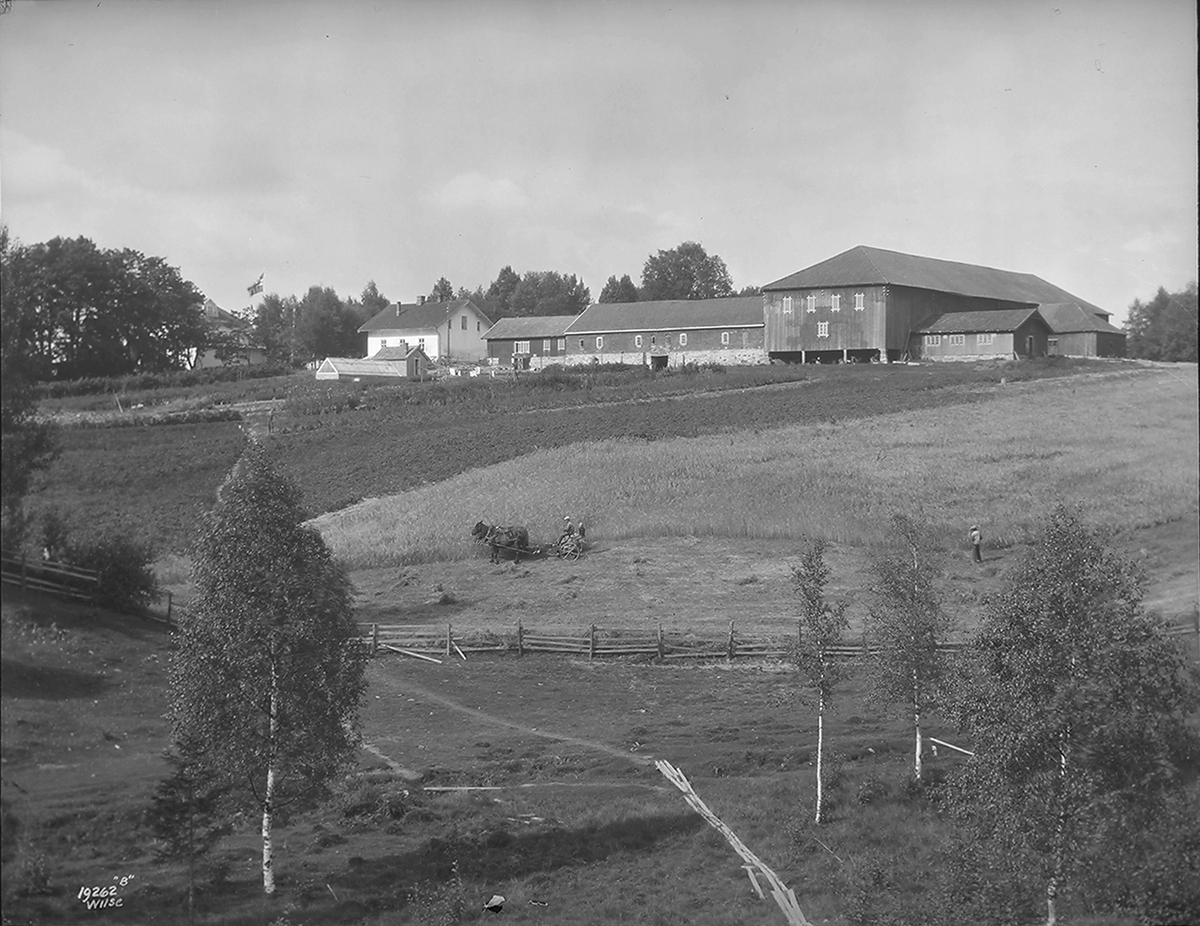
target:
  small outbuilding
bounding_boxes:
[370,344,432,379]
[483,315,578,370]
[1036,303,1127,358]
[915,308,1052,361]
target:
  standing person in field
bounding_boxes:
[969,525,983,563]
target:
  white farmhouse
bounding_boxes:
[358,297,493,362]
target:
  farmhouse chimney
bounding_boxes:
[418,295,426,305]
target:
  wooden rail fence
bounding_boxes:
[359,620,975,662]
[0,550,99,602]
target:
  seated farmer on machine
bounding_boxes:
[560,516,574,541]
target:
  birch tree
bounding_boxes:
[950,506,1199,926]
[168,440,366,895]
[792,538,848,824]
[865,514,950,781]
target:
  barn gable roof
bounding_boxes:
[359,298,493,333]
[918,308,1047,333]
[483,315,580,340]
[564,296,764,334]
[764,246,1107,317]
[1036,302,1125,335]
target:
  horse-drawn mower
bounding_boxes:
[471,520,586,563]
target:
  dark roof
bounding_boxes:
[370,345,410,361]
[918,308,1045,333]
[763,246,1107,316]
[1036,302,1125,335]
[201,298,250,328]
[359,298,493,333]
[564,296,763,334]
[482,315,580,341]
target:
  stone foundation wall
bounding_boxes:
[553,348,769,369]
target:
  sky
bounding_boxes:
[1,0,1196,325]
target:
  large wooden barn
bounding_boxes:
[562,296,767,368]
[762,245,1125,362]
[482,315,578,370]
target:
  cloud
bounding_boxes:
[1121,229,1182,255]
[425,171,528,210]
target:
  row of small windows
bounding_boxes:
[513,338,568,354]
[924,333,996,347]
[782,293,867,314]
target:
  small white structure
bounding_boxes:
[314,357,404,382]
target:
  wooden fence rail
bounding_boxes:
[357,620,979,662]
[0,550,99,602]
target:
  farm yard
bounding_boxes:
[3,360,1198,925]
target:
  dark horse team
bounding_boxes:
[471,521,531,564]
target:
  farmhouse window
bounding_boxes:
[477,321,481,332]
[557,338,565,351]
[418,337,426,349]
[650,335,657,346]
[924,335,941,347]
[854,293,865,310]
[515,340,531,354]
[635,335,643,348]
[817,321,829,339]
[679,333,688,346]
[949,334,966,346]
[977,333,994,346]
[831,294,841,312]
[596,336,604,350]
[806,294,817,313]
[461,315,468,330]
[380,339,387,347]
[782,296,793,314]
[720,331,730,345]
[542,339,551,352]
[579,338,586,350]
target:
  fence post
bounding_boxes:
[589,624,597,661]
[657,624,665,662]
[446,622,452,659]
[517,620,524,657]
[727,620,735,662]
[371,622,378,657]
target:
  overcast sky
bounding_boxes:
[1,0,1195,324]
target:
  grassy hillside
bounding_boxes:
[28,359,1107,555]
[314,367,1199,569]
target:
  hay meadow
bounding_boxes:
[313,367,1198,568]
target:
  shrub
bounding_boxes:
[855,775,890,805]
[69,531,160,613]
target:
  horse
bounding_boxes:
[471,520,531,564]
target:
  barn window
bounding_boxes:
[817,321,829,339]
[720,331,730,345]
[679,333,688,346]
[854,293,865,310]
[806,294,817,313]
[542,339,551,352]
[782,296,793,314]
[831,294,841,312]
[596,336,604,350]
[635,334,643,348]
[515,340,531,354]
[949,334,966,346]
[924,335,941,347]
[977,333,994,346]
[557,338,565,351]
[579,338,586,350]
[651,335,657,346]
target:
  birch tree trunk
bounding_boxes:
[815,688,825,824]
[912,672,923,781]
[262,657,278,895]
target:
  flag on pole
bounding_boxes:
[247,273,264,297]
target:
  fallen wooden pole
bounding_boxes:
[928,737,975,757]
[381,644,444,664]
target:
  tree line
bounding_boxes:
[1125,281,1198,362]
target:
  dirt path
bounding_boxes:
[368,667,656,769]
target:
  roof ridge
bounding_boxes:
[856,245,887,281]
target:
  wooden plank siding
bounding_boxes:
[486,336,569,363]
[570,326,763,356]
[1051,330,1126,358]
[764,286,887,353]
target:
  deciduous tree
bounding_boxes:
[865,514,950,781]
[641,241,734,301]
[792,538,848,823]
[599,274,640,304]
[1125,282,1198,362]
[169,441,366,895]
[950,506,1199,926]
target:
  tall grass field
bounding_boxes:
[313,368,1198,568]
